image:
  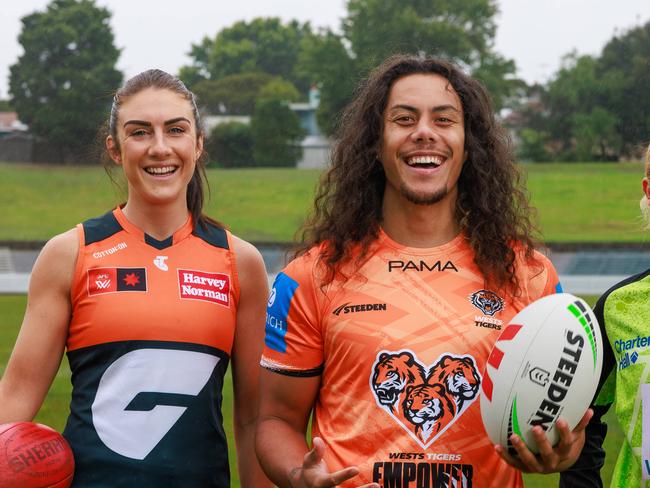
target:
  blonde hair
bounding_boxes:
[640,144,650,227]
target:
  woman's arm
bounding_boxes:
[230,236,274,487]
[0,229,77,422]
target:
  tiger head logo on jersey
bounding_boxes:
[403,383,457,443]
[469,289,504,316]
[370,350,481,448]
[428,355,481,411]
[371,351,426,412]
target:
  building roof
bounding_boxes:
[0,112,18,129]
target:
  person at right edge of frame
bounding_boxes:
[562,143,650,488]
[255,54,593,488]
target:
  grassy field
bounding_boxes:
[524,162,647,243]
[0,163,320,243]
[0,161,648,244]
[0,295,622,487]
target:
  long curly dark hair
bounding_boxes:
[296,54,540,291]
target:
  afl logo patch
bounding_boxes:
[469,290,504,316]
[88,267,147,295]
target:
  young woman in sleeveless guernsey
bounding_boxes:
[0,70,273,487]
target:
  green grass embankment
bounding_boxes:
[525,162,647,243]
[0,163,320,243]
[1,161,648,245]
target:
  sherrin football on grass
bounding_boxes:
[0,422,74,488]
[480,293,602,454]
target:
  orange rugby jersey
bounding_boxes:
[64,207,239,487]
[262,231,561,488]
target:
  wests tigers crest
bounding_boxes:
[469,289,504,316]
[370,350,481,448]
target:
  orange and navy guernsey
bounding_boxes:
[262,231,561,488]
[64,207,238,487]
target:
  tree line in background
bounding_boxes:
[5,0,650,165]
[511,24,650,162]
[8,0,120,164]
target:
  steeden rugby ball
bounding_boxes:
[480,293,603,454]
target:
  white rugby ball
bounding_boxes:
[480,292,602,454]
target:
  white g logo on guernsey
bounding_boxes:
[92,349,218,459]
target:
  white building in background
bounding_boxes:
[0,112,28,137]
[203,115,251,135]
[202,86,331,169]
[290,86,331,169]
[0,112,32,162]
[294,134,331,169]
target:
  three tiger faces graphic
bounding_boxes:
[370,350,481,448]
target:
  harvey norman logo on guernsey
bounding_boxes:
[178,269,230,307]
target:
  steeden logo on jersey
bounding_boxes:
[178,269,230,307]
[332,302,387,316]
[88,267,147,295]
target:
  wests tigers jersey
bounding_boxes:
[262,231,561,488]
[64,207,239,487]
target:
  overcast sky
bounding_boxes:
[1,0,650,100]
